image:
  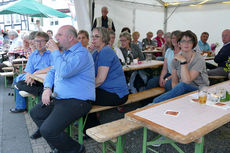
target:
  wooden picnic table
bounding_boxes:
[142,49,162,53]
[122,60,163,71]
[12,58,28,74]
[125,80,230,153]
[204,56,214,61]
[31,60,164,82]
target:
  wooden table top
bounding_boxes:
[12,58,28,64]
[204,56,214,61]
[142,49,162,53]
[125,80,230,144]
[31,60,164,82]
[0,51,6,55]
[123,60,163,71]
[30,73,46,83]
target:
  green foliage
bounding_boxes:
[224,57,230,72]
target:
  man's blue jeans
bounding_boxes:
[14,78,26,109]
[152,82,199,104]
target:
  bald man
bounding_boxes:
[92,6,115,31]
[208,29,230,77]
[30,25,95,153]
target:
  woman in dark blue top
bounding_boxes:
[92,27,129,105]
[84,27,129,134]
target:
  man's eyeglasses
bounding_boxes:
[35,40,46,43]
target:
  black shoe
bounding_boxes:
[9,108,26,113]
[50,148,59,153]
[79,145,86,153]
[30,129,41,140]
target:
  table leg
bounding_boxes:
[143,127,147,153]
[194,137,204,153]
[78,117,84,144]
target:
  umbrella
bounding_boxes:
[0,0,70,18]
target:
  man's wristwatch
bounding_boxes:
[180,61,188,65]
[165,78,168,81]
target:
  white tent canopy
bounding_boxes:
[74,0,230,50]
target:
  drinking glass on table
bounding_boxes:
[198,86,208,104]
[146,53,152,63]
[216,87,226,101]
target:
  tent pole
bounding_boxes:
[132,8,136,32]
[163,6,168,33]
[26,15,29,31]
[11,14,14,29]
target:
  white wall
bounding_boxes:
[166,3,230,51]
[93,1,230,51]
[93,0,164,44]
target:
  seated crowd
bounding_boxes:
[1,6,230,153]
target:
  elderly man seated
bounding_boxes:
[10,32,53,113]
[208,29,230,77]
[142,32,157,51]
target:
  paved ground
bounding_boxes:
[2,76,230,153]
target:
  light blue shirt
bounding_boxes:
[92,46,129,98]
[44,42,95,101]
[165,48,175,74]
[198,40,210,52]
[16,49,53,82]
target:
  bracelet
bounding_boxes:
[165,78,168,81]
[180,61,188,65]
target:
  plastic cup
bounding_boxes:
[198,86,208,104]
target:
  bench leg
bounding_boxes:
[143,127,147,153]
[4,76,7,88]
[116,135,125,153]
[195,137,204,153]
[78,117,84,144]
[102,142,106,153]
[143,127,187,153]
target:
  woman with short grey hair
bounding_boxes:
[8,30,18,38]
[93,27,110,45]
[84,27,129,131]
[119,31,144,63]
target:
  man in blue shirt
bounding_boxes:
[10,32,53,113]
[30,25,95,153]
[197,32,211,52]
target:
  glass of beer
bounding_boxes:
[198,86,208,104]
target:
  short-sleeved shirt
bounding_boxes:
[171,52,209,87]
[198,40,210,52]
[16,49,53,82]
[165,48,174,74]
[92,46,129,98]
[24,49,53,74]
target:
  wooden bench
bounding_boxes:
[208,75,228,85]
[19,90,39,111]
[2,66,14,71]
[90,87,165,113]
[0,72,14,88]
[76,87,165,145]
[86,118,141,153]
